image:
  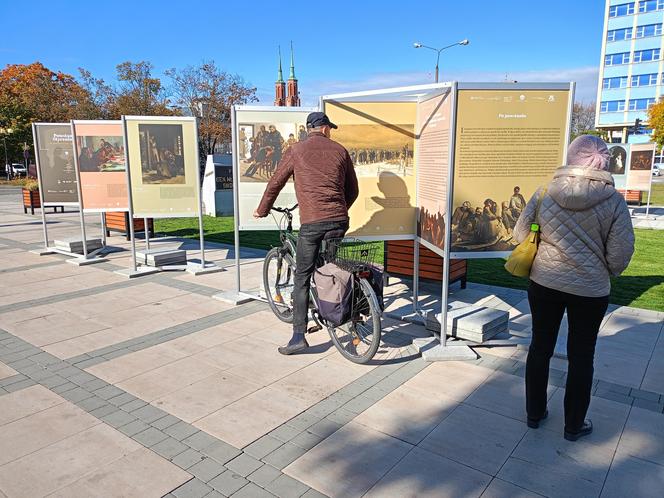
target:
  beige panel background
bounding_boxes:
[325,101,417,238]
[125,118,199,218]
[451,89,570,257]
[626,143,654,191]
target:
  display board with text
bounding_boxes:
[450,87,572,258]
[324,101,417,238]
[124,117,200,218]
[72,120,128,212]
[626,143,654,191]
[608,143,629,189]
[234,107,314,230]
[33,123,78,205]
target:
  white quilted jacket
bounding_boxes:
[513,166,634,297]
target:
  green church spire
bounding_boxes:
[289,41,296,80]
[276,46,284,83]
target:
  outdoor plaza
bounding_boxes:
[0,186,663,498]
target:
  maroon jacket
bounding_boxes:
[257,132,359,225]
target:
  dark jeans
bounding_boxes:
[526,281,609,431]
[293,219,349,334]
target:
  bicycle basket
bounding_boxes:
[323,238,379,273]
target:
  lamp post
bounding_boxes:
[413,39,469,83]
[0,124,13,177]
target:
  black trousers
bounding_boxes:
[526,281,609,431]
[293,219,348,334]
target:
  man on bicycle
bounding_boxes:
[254,112,359,355]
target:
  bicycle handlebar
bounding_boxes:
[271,204,298,213]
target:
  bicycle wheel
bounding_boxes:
[328,277,381,364]
[263,247,295,323]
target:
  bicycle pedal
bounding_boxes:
[273,295,284,304]
[307,326,323,334]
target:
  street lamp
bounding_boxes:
[413,39,469,83]
[0,124,13,174]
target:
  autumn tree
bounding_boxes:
[109,61,174,117]
[166,61,257,162]
[570,102,605,141]
[647,98,664,148]
[0,62,100,162]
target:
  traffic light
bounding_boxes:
[634,118,642,134]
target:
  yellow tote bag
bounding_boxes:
[504,188,547,278]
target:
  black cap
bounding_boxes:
[306,112,337,129]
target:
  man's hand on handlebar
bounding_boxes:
[253,209,266,219]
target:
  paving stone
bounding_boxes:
[306,419,342,439]
[300,489,327,498]
[202,440,242,465]
[51,381,78,394]
[82,378,108,391]
[152,414,181,430]
[286,413,321,432]
[247,464,282,487]
[630,389,661,403]
[68,371,98,386]
[118,419,150,437]
[290,431,324,451]
[244,436,284,460]
[632,398,664,413]
[342,395,376,414]
[57,365,83,378]
[270,424,301,443]
[67,354,92,364]
[204,491,225,498]
[89,404,120,419]
[133,426,169,447]
[172,448,207,469]
[102,349,130,360]
[108,392,137,407]
[172,478,213,498]
[305,398,342,419]
[59,386,94,403]
[0,374,27,387]
[101,409,137,428]
[185,431,224,452]
[596,391,634,405]
[4,378,35,392]
[262,443,308,470]
[209,470,249,496]
[131,403,169,423]
[73,357,106,369]
[188,457,227,482]
[266,474,310,498]
[120,398,147,412]
[226,454,263,477]
[39,374,68,389]
[78,395,108,412]
[165,421,200,441]
[232,482,275,498]
[325,409,356,426]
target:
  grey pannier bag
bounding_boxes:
[313,262,353,327]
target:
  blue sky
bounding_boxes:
[1,0,605,104]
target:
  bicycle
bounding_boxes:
[262,205,383,364]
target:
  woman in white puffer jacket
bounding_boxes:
[513,135,635,441]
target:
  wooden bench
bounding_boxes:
[22,189,64,215]
[103,212,154,241]
[384,240,467,288]
[618,189,643,206]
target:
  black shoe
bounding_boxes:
[278,338,309,355]
[527,410,548,429]
[564,420,593,441]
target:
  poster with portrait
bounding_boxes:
[626,143,655,191]
[608,143,629,189]
[124,117,199,217]
[33,123,78,205]
[72,121,128,212]
[235,107,313,230]
[415,91,453,256]
[324,101,417,238]
[449,87,572,258]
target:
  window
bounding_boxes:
[610,2,636,16]
[605,52,631,65]
[638,0,664,13]
[600,100,627,112]
[628,98,656,110]
[631,73,659,86]
[633,48,660,62]
[603,76,629,88]
[634,23,663,38]
[607,27,633,41]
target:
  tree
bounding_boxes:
[166,61,257,163]
[648,98,664,149]
[0,62,99,164]
[570,102,604,141]
[109,61,175,117]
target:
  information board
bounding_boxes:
[33,123,78,205]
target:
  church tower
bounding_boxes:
[286,42,300,107]
[274,47,286,107]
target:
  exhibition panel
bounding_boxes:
[626,142,655,191]
[71,120,128,212]
[33,123,79,205]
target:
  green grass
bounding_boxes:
[156,217,664,312]
[650,183,664,206]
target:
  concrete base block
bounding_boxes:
[53,238,103,254]
[417,338,478,361]
[425,306,509,343]
[30,247,57,256]
[135,248,187,267]
[212,291,255,305]
[113,266,162,278]
[186,262,224,275]
[66,256,108,266]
